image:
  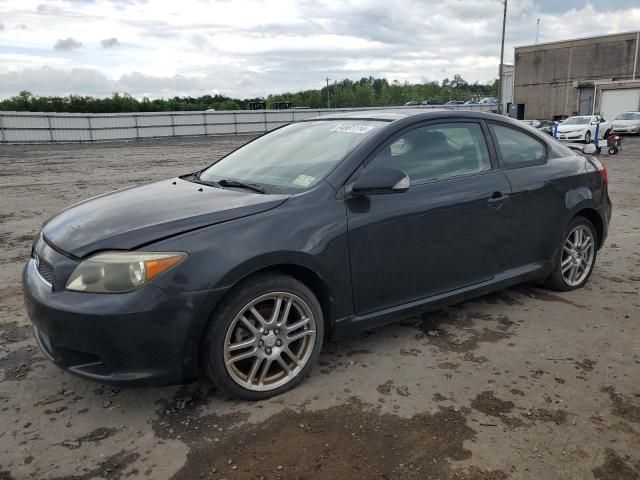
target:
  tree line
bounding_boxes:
[268,75,498,109]
[0,75,497,113]
[0,91,244,113]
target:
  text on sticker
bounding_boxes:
[330,124,375,134]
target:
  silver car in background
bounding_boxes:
[612,112,640,135]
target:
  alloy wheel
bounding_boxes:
[223,292,317,391]
[561,225,595,287]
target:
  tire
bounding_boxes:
[202,273,324,400]
[545,216,598,292]
[608,147,618,155]
[584,130,591,144]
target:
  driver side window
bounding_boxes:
[365,122,492,184]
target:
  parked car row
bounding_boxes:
[403,106,638,142]
[521,112,640,143]
[403,97,497,107]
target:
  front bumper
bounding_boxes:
[612,127,639,134]
[22,242,224,386]
[557,132,586,141]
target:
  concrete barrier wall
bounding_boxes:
[0,105,495,144]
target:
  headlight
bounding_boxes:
[66,251,187,293]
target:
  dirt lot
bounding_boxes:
[0,135,639,480]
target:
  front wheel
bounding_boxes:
[545,217,597,291]
[202,273,324,400]
[584,130,591,144]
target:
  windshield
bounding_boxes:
[562,117,590,125]
[198,120,384,190]
[615,112,640,120]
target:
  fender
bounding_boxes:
[213,250,339,304]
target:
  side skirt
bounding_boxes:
[331,262,552,340]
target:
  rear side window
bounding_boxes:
[489,124,546,167]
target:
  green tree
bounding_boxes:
[0,75,499,113]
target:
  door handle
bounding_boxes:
[487,191,509,207]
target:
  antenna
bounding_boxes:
[535,18,540,44]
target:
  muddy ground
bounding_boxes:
[0,135,639,480]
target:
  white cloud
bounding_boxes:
[0,0,638,98]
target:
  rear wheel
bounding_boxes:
[545,217,597,291]
[202,273,324,400]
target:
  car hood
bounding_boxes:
[556,124,588,133]
[43,178,289,258]
[613,120,640,127]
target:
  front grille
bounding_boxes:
[36,257,55,286]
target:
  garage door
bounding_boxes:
[601,89,640,121]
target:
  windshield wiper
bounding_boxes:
[218,179,266,194]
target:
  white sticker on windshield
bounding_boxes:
[330,124,375,134]
[293,174,316,187]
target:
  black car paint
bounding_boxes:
[43,178,289,258]
[347,170,513,314]
[23,110,612,386]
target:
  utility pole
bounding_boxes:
[496,0,508,115]
[535,18,540,44]
[325,77,331,109]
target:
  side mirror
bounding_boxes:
[351,168,410,196]
[582,144,599,155]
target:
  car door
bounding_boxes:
[346,120,513,315]
[487,122,565,270]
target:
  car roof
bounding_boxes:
[306,108,510,123]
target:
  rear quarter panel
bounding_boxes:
[501,153,604,270]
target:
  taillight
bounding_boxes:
[600,161,608,185]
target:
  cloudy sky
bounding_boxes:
[0,0,639,99]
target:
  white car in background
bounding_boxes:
[555,115,612,143]
[612,112,640,135]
